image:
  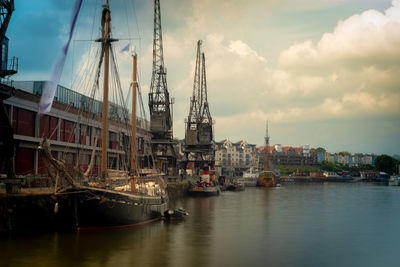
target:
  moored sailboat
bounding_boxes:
[257,121,277,187]
[40,0,168,230]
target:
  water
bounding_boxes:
[1,183,399,267]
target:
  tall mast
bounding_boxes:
[264,120,270,171]
[131,54,137,174]
[100,0,111,181]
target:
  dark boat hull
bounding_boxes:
[61,187,168,230]
[188,185,220,196]
[256,171,277,187]
[226,184,245,191]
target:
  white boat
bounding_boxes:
[242,168,259,187]
[388,175,400,186]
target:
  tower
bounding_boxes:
[148,0,177,175]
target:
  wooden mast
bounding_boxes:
[264,120,270,171]
[131,53,137,174]
[101,0,111,182]
[130,53,137,192]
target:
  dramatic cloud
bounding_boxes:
[11,0,399,154]
[279,1,400,70]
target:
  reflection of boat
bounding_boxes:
[242,168,259,187]
[257,121,277,187]
[388,175,400,186]
[40,1,168,230]
[189,166,220,195]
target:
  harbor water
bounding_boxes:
[1,183,399,267]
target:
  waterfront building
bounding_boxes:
[3,81,151,177]
[325,152,376,167]
[258,144,319,167]
[214,138,258,177]
[316,152,325,163]
[351,154,361,166]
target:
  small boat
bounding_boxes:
[242,168,259,187]
[189,183,220,195]
[388,175,400,186]
[226,181,245,191]
[188,166,220,195]
[163,208,189,220]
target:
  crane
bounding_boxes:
[183,40,214,172]
[148,0,177,175]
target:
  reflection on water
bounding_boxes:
[1,183,400,267]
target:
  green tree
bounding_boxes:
[375,155,396,174]
[315,147,326,152]
[321,161,337,172]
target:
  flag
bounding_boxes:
[39,0,83,114]
[120,44,130,53]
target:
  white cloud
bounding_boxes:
[279,1,400,70]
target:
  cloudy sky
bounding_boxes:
[7,0,400,155]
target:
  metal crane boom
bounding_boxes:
[200,52,211,125]
[184,40,214,168]
[149,0,171,137]
[188,40,202,125]
[0,0,14,41]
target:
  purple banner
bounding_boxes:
[39,0,83,114]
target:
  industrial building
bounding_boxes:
[3,81,152,177]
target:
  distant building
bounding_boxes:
[214,138,258,177]
[258,144,319,167]
[316,152,325,163]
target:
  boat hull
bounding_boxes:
[242,177,258,187]
[256,171,277,187]
[188,185,220,196]
[226,184,245,191]
[61,187,168,230]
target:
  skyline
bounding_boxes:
[7,0,400,155]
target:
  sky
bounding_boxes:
[7,0,400,155]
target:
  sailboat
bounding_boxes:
[39,0,168,230]
[257,121,277,187]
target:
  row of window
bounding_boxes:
[7,106,127,148]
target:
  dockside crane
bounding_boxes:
[183,40,215,172]
[148,0,177,175]
[0,0,19,190]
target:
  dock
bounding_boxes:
[279,176,354,182]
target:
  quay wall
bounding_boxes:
[0,192,61,234]
[279,176,353,183]
[166,181,190,200]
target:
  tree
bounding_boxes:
[321,161,337,172]
[375,155,396,174]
